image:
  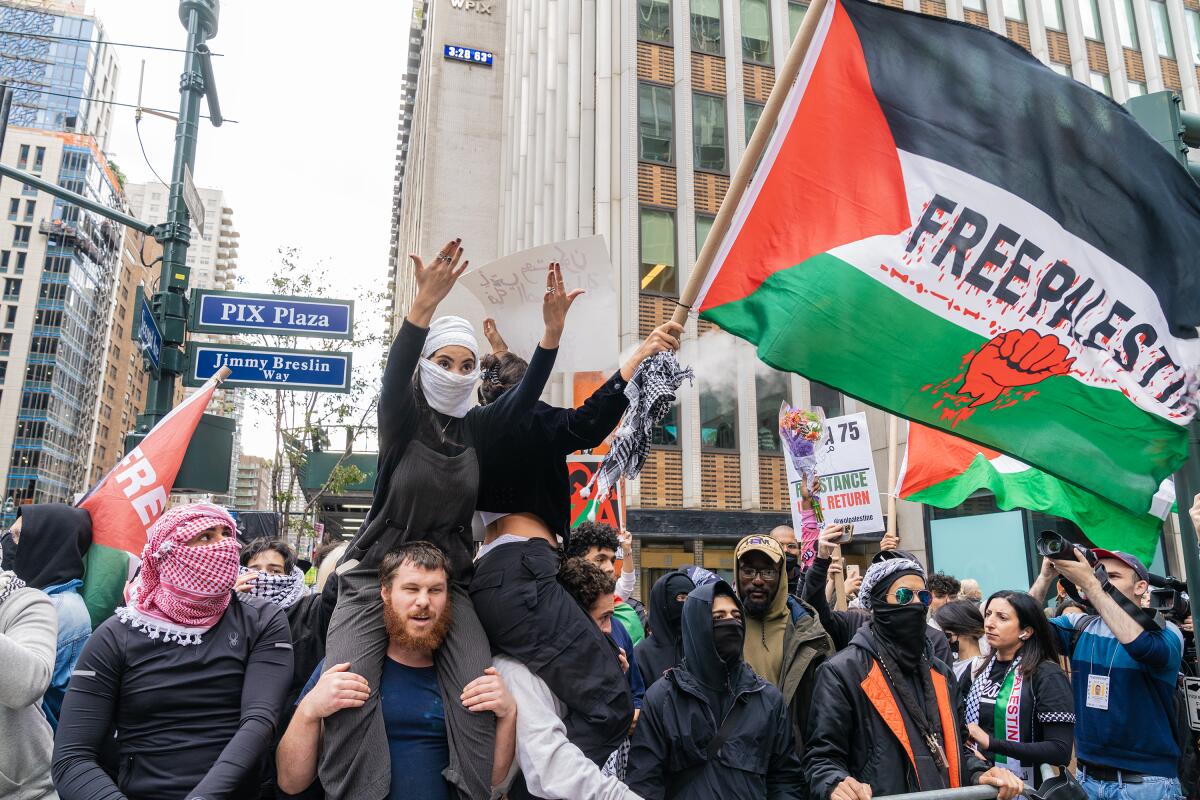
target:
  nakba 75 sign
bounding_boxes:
[189,289,354,340]
[785,412,885,535]
[184,342,352,393]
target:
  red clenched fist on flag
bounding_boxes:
[960,329,1074,408]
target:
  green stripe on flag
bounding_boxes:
[701,253,1185,518]
[81,543,131,630]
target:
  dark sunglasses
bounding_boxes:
[893,587,933,607]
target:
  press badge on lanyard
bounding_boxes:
[1086,674,1110,710]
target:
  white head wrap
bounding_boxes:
[422,316,479,359]
[418,316,480,418]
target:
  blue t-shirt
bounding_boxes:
[1051,614,1183,777]
[382,657,450,800]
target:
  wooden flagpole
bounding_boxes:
[886,415,899,538]
[670,0,831,327]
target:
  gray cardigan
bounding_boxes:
[0,586,59,799]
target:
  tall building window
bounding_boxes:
[741,0,772,63]
[963,0,985,10]
[1117,0,1139,49]
[7,199,18,220]
[1150,1,1174,58]
[652,404,679,446]
[639,208,677,295]
[700,382,738,450]
[1089,70,1112,96]
[1041,0,1064,30]
[23,200,34,222]
[745,100,765,144]
[1127,80,1147,97]
[0,252,7,272]
[693,92,728,172]
[32,147,45,173]
[810,380,843,418]
[638,83,674,164]
[12,226,30,248]
[3,279,21,301]
[1003,0,1024,21]
[16,145,28,169]
[15,253,26,274]
[696,214,716,251]
[756,371,789,452]
[639,0,672,43]
[1079,0,1102,41]
[692,0,722,54]
[1188,8,1200,61]
[0,333,10,355]
[788,2,808,41]
[5,306,16,328]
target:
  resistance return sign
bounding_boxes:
[189,289,354,340]
[185,342,352,393]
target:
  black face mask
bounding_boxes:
[784,553,800,578]
[871,603,928,671]
[0,531,14,572]
[664,598,685,627]
[712,618,745,666]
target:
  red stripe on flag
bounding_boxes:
[700,0,910,312]
[899,423,1003,497]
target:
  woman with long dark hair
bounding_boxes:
[963,590,1076,788]
[935,599,987,681]
[469,316,682,766]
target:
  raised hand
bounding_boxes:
[483,318,508,355]
[817,524,846,559]
[621,321,684,381]
[408,238,469,327]
[960,329,1074,408]
[541,261,584,348]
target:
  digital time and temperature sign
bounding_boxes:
[443,45,494,66]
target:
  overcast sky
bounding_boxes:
[88,0,409,457]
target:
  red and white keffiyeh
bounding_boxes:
[117,503,240,645]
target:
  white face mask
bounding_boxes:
[418,358,479,418]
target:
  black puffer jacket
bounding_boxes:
[635,569,691,689]
[802,627,989,799]
[627,581,804,800]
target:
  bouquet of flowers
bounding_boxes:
[779,403,826,525]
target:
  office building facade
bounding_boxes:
[233,453,272,512]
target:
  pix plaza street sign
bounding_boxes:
[185,342,353,393]
[133,287,163,372]
[188,289,354,340]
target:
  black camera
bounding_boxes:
[1148,576,1190,624]
[1036,531,1096,564]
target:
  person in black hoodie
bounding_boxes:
[2,504,92,729]
[802,557,1024,800]
[626,580,803,799]
[634,570,695,689]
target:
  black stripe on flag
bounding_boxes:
[842,0,1200,338]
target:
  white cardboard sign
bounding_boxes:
[785,411,885,535]
[442,236,619,374]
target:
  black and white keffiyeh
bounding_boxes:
[0,569,26,607]
[582,351,694,505]
[235,566,310,609]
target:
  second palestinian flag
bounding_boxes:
[697,0,1200,517]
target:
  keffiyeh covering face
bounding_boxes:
[236,565,310,609]
[417,315,480,418]
[118,503,240,645]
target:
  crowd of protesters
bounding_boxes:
[0,239,1197,800]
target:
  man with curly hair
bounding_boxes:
[565,522,638,601]
[927,572,961,615]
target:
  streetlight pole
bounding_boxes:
[136,0,221,429]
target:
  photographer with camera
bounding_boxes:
[1031,541,1184,800]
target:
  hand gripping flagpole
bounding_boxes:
[670,0,832,327]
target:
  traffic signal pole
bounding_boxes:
[138,0,221,428]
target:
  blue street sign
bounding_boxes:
[134,288,162,371]
[443,44,494,66]
[188,289,354,339]
[184,342,353,393]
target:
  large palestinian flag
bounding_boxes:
[697,0,1200,516]
[897,423,1172,564]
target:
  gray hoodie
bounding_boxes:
[0,584,58,799]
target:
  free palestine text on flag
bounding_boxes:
[697,0,1199,517]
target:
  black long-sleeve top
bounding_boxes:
[372,320,556,513]
[52,598,293,800]
[802,555,954,666]
[476,370,629,543]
